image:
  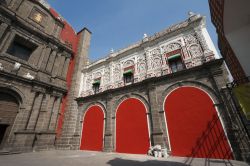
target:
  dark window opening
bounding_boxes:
[123,73,134,84]
[7,36,37,61]
[168,56,185,73]
[93,84,100,94]
[0,125,8,146]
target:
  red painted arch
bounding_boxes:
[164,87,233,159]
[80,105,104,151]
[116,98,150,154]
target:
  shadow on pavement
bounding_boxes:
[107,158,188,166]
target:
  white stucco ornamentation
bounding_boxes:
[79,15,217,97]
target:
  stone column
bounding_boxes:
[28,45,43,66]
[147,85,165,147]
[48,97,61,130]
[104,95,114,152]
[0,30,15,52]
[51,53,62,77]
[46,50,57,73]
[55,53,66,77]
[40,46,52,71]
[61,57,70,79]
[0,22,8,39]
[35,95,54,131]
[26,93,44,130]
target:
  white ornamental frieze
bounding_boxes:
[137,57,147,74]
[151,56,162,70]
[184,34,198,46]
[161,43,181,54]
[113,64,121,82]
[189,44,203,58]
[93,72,102,79]
[103,68,110,85]
[86,75,92,90]
[123,59,135,68]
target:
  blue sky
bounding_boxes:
[47,0,218,61]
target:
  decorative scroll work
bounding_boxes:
[103,68,110,85]
[137,56,147,74]
[184,34,198,46]
[189,44,203,58]
[123,60,135,68]
[151,57,162,69]
[146,48,162,70]
[113,64,121,82]
[93,72,102,79]
[161,43,181,54]
[86,75,92,90]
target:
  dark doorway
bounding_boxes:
[0,125,8,146]
[0,91,19,149]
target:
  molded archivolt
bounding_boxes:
[164,86,233,159]
[80,105,105,151]
[115,98,150,154]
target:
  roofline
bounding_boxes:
[77,27,92,35]
[85,14,205,71]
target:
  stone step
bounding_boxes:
[0,150,21,155]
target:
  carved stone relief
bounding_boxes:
[161,43,181,54]
[103,68,110,85]
[123,59,135,68]
[151,57,162,70]
[184,34,198,46]
[189,44,203,58]
[113,64,121,82]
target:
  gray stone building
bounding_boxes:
[0,0,249,163]
[0,0,90,152]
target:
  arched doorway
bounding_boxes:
[0,92,19,149]
[116,98,150,154]
[80,105,104,151]
[164,87,233,159]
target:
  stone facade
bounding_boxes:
[76,14,250,161]
[0,0,90,152]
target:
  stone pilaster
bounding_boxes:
[61,57,70,79]
[56,54,66,77]
[104,96,114,152]
[35,95,55,131]
[48,97,61,130]
[51,53,62,77]
[147,84,164,147]
[26,93,44,130]
[40,46,52,71]
[0,22,8,39]
[46,50,57,73]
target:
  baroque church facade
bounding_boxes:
[0,0,249,162]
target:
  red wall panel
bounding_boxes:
[80,105,104,151]
[165,87,233,159]
[116,98,150,154]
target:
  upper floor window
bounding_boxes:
[168,55,185,73]
[123,66,134,84]
[7,36,37,61]
[92,78,101,94]
[166,49,185,73]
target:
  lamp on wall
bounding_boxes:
[0,63,3,71]
[13,62,21,71]
[24,72,34,80]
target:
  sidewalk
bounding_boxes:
[0,150,248,166]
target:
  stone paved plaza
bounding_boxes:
[0,150,248,166]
